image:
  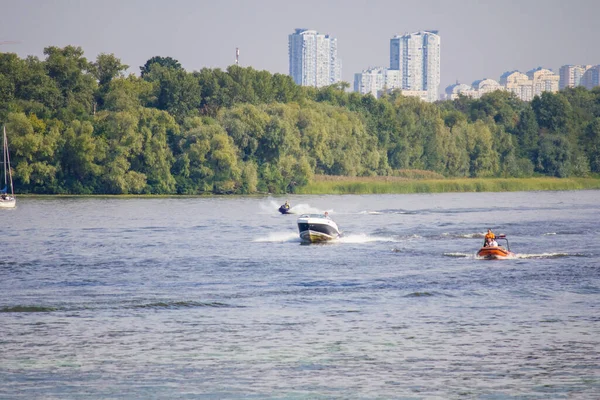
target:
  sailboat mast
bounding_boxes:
[5,127,13,196]
[2,126,6,189]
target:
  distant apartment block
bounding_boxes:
[559,65,591,90]
[527,67,559,97]
[289,28,341,88]
[389,30,441,102]
[354,67,430,102]
[445,68,559,101]
[445,83,476,100]
[354,67,401,97]
[445,79,501,100]
[581,65,600,90]
[501,71,534,101]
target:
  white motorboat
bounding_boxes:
[297,213,341,243]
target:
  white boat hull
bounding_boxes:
[299,229,338,243]
[0,198,15,208]
[297,214,341,243]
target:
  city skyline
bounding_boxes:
[2,0,599,93]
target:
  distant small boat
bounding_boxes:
[477,234,514,259]
[0,126,16,209]
[297,213,341,243]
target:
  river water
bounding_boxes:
[1,191,599,399]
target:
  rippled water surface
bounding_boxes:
[1,191,599,399]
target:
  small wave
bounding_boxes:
[393,234,422,241]
[359,211,383,215]
[547,231,586,235]
[253,232,300,243]
[0,305,57,313]
[380,209,418,215]
[132,301,235,309]
[406,292,434,297]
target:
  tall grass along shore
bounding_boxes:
[297,175,600,195]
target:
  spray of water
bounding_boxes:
[253,232,300,243]
[260,199,330,215]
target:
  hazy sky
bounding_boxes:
[2,0,599,91]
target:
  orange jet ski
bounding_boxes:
[477,234,515,259]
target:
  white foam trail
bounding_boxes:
[543,232,557,236]
[515,253,571,259]
[338,234,397,244]
[359,211,383,215]
[253,232,300,243]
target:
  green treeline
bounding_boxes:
[1,46,600,194]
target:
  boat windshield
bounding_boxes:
[300,213,329,219]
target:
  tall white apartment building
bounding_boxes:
[289,28,341,88]
[390,30,441,102]
[559,65,591,90]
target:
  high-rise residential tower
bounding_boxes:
[559,65,591,89]
[390,30,441,102]
[289,28,341,88]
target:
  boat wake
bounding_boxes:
[253,232,300,243]
[443,252,477,258]
[442,232,486,239]
[513,252,585,259]
[444,252,586,259]
[254,232,398,245]
[338,234,398,244]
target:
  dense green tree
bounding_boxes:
[6,113,60,192]
[59,120,103,193]
[537,134,572,177]
[531,91,573,134]
[140,56,182,77]
[142,64,200,121]
[92,53,129,87]
[513,107,539,159]
[43,46,97,120]
[583,118,600,172]
[103,75,155,112]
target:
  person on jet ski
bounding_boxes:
[284,200,290,209]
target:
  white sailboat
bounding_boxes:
[0,125,16,208]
